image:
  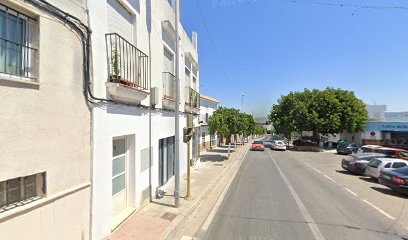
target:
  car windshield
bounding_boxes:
[394,167,408,175]
[368,159,382,167]
[253,141,263,144]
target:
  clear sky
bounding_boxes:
[180,0,408,117]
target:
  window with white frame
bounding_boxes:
[0,4,37,80]
[0,172,46,210]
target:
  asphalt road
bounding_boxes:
[202,148,408,240]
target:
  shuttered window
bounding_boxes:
[107,0,134,42]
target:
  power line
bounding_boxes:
[286,0,408,15]
[192,0,231,83]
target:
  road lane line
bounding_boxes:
[342,187,358,197]
[362,199,396,220]
[201,146,251,231]
[267,151,325,240]
[323,175,337,183]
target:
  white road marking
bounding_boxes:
[342,187,358,197]
[290,151,400,224]
[362,199,396,220]
[201,146,250,231]
[267,151,325,240]
[323,175,337,183]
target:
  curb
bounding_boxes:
[161,143,250,240]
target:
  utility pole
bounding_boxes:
[174,0,181,208]
[241,93,245,113]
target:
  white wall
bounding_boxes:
[88,0,198,239]
[0,0,91,239]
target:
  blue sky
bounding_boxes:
[180,0,408,117]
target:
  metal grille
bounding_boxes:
[106,33,149,90]
[163,72,176,100]
[0,4,37,79]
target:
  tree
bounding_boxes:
[269,88,368,140]
[208,108,257,144]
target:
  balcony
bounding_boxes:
[184,87,200,114]
[105,33,149,104]
[162,72,176,110]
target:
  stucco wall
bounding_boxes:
[88,0,196,239]
[0,0,91,239]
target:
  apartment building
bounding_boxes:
[199,95,219,151]
[0,0,91,239]
[87,0,200,238]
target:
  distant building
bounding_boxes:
[199,95,219,151]
[342,105,408,149]
[366,104,387,120]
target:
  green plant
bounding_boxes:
[111,46,120,77]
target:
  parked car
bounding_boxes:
[272,140,286,151]
[379,167,408,195]
[341,153,388,174]
[359,145,383,153]
[251,141,265,151]
[263,141,272,149]
[375,148,408,160]
[337,143,360,155]
[364,158,408,179]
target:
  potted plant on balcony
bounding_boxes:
[109,46,121,83]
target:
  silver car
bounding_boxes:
[272,140,286,151]
[365,158,408,179]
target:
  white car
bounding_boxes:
[272,140,286,151]
[364,158,408,179]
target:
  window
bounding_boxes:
[392,162,407,168]
[202,131,205,144]
[0,172,45,209]
[0,4,36,79]
[384,163,391,168]
[112,139,126,196]
[400,151,408,158]
[159,136,175,187]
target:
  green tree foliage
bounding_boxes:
[269,88,368,139]
[208,107,257,143]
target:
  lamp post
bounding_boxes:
[241,93,245,113]
[174,0,180,208]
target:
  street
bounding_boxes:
[201,147,408,240]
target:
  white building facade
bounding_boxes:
[87,0,200,239]
[199,95,219,151]
[0,0,91,239]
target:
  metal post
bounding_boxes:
[186,139,192,200]
[241,94,245,113]
[174,0,181,208]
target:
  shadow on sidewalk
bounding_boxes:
[200,154,228,162]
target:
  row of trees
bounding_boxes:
[208,107,259,144]
[268,88,368,141]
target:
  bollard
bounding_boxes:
[228,143,231,158]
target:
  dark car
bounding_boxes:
[341,153,388,174]
[379,167,408,195]
[337,143,360,155]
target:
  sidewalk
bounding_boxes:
[108,143,250,240]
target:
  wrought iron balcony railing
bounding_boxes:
[162,72,176,100]
[105,33,149,90]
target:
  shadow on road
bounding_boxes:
[371,187,408,199]
[335,170,360,176]
[359,176,378,183]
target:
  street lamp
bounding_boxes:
[241,94,245,113]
